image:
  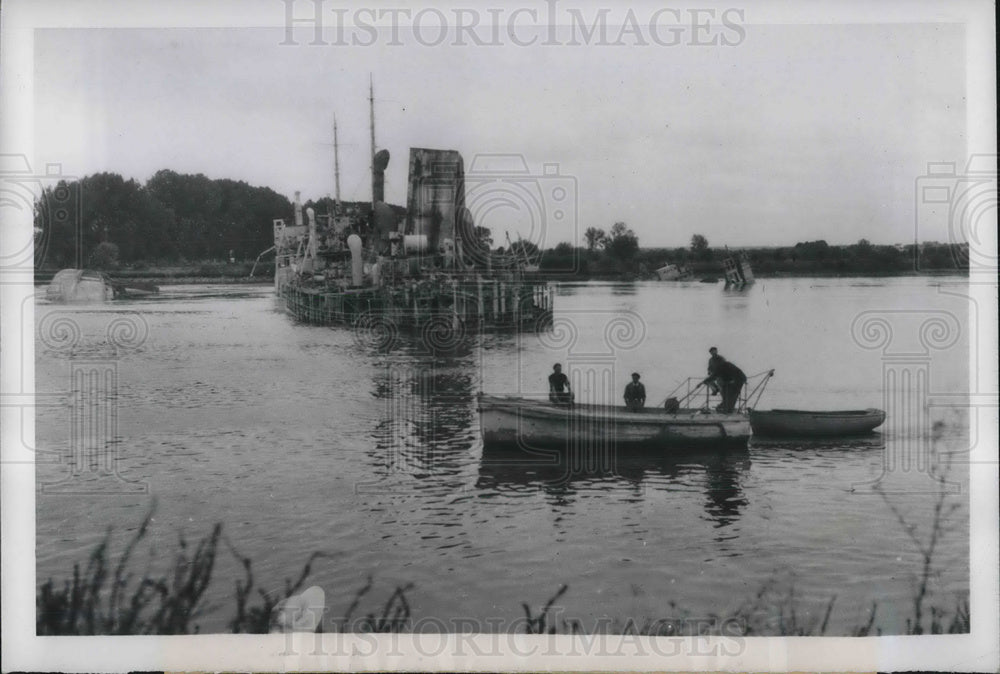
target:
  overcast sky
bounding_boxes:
[33,12,967,248]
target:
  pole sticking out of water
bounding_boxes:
[333,115,341,205]
[369,74,376,209]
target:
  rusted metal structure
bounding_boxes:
[723,250,755,288]
[272,121,553,335]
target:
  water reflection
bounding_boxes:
[477,444,751,527]
[609,282,638,296]
[702,449,750,528]
[555,283,584,296]
[749,434,886,452]
[366,338,479,485]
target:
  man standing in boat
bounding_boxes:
[624,372,646,411]
[704,347,747,413]
[548,363,572,405]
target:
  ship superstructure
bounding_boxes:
[272,87,553,336]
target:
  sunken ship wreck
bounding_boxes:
[271,139,554,336]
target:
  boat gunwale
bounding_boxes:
[748,408,886,438]
[751,408,884,418]
[478,395,748,427]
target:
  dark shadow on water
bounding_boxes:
[749,433,886,452]
[350,314,553,360]
[702,449,751,528]
[364,349,479,484]
[477,443,751,527]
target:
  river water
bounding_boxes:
[35,276,972,634]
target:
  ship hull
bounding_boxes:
[278,279,554,332]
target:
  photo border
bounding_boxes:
[2,0,996,671]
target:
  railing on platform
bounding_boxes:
[661,369,774,413]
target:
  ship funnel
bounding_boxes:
[348,234,363,286]
[372,201,396,254]
[405,149,465,255]
[372,149,390,203]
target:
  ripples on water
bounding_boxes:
[34,279,971,634]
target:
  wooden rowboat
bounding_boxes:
[749,408,886,437]
[477,394,751,449]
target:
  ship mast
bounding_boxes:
[369,74,376,209]
[333,115,341,204]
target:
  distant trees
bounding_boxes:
[584,227,607,251]
[146,170,290,261]
[35,171,972,280]
[87,242,120,270]
[507,239,540,263]
[793,239,830,261]
[604,222,640,268]
[34,172,175,268]
[474,226,493,249]
[35,170,293,269]
[690,233,712,261]
[34,179,82,268]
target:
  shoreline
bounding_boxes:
[34,268,968,287]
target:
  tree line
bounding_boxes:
[33,171,969,278]
[538,230,969,277]
[35,170,295,270]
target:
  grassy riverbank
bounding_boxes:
[34,514,971,636]
[35,261,275,286]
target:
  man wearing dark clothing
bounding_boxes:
[706,346,725,395]
[704,347,746,412]
[717,360,746,412]
[548,363,572,404]
[624,372,646,411]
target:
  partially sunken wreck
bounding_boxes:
[271,85,553,336]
